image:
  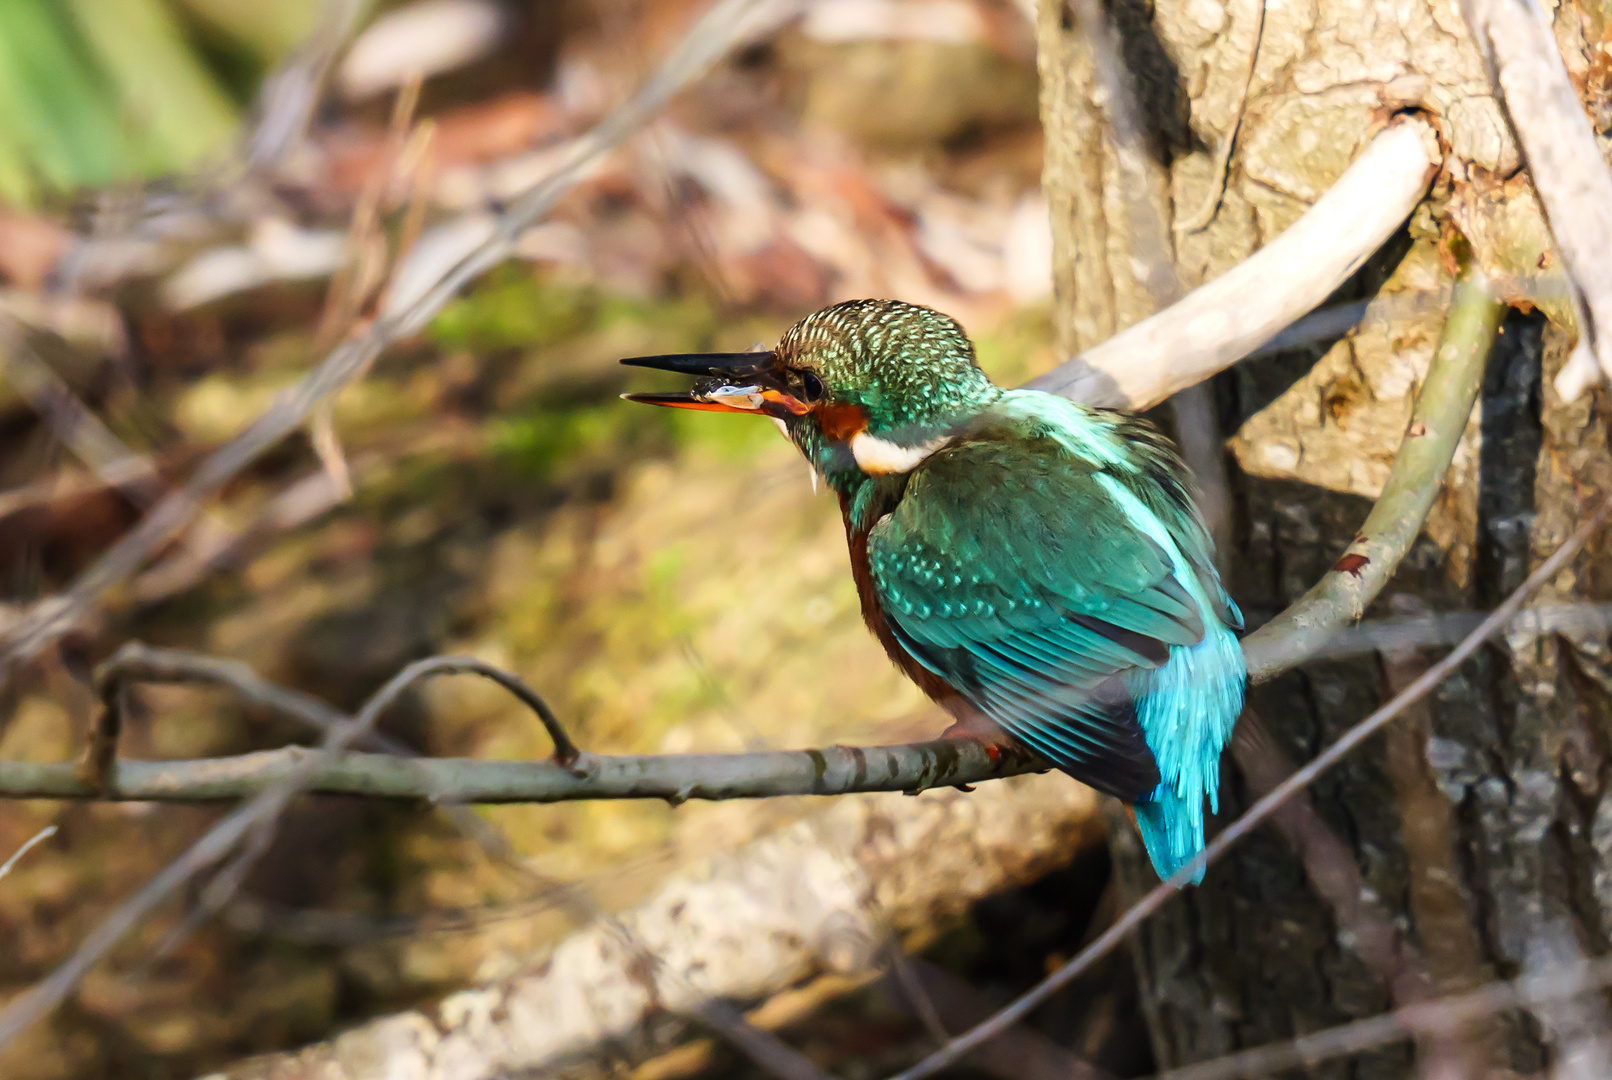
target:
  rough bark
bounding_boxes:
[1038,0,1612,1071]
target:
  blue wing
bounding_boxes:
[867,434,1206,801]
[867,417,1246,883]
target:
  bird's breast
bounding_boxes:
[838,491,962,711]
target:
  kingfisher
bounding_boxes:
[621,299,1245,884]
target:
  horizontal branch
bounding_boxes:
[1030,116,1441,410]
[0,741,1040,803]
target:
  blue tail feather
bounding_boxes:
[1129,626,1244,886]
[1135,789,1208,885]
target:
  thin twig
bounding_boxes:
[0,655,571,1050]
[687,999,834,1080]
[888,950,952,1046]
[0,739,1039,803]
[76,673,124,792]
[128,467,348,603]
[1241,266,1505,678]
[0,826,57,884]
[887,957,1118,1080]
[93,645,594,942]
[1230,712,1472,1073]
[0,0,801,682]
[882,501,1611,1080]
[245,0,367,173]
[1150,955,1612,1080]
[312,74,422,350]
[0,317,241,574]
[0,320,163,505]
[404,658,581,765]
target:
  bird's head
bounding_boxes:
[621,299,1000,492]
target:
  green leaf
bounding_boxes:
[66,0,238,171]
[0,0,126,196]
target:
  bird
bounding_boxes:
[621,298,1245,884]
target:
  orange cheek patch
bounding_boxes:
[816,402,868,441]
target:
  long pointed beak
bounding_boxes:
[620,352,774,378]
[620,350,810,416]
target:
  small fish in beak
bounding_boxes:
[698,383,766,410]
[619,351,809,416]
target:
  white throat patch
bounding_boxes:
[849,432,951,475]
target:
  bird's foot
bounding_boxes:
[939,715,1005,765]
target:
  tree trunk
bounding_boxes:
[1037,0,1612,1071]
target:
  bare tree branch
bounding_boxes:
[8,586,1612,798]
[0,739,1037,803]
[246,0,368,173]
[1240,265,1505,679]
[0,826,56,885]
[1030,116,1442,410]
[1460,0,1612,401]
[0,650,594,1050]
[14,589,1610,803]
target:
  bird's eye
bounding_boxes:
[799,369,825,402]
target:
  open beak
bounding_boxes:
[620,351,809,416]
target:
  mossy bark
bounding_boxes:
[1037,0,1612,1070]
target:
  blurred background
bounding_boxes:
[0,2,1128,1077]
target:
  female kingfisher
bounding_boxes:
[622,299,1245,884]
